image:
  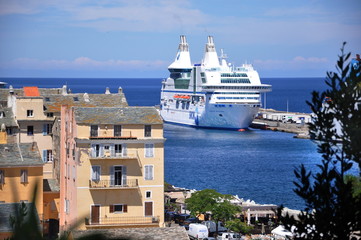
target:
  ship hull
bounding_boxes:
[160,103,259,130]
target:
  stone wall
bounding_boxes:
[72,226,189,240]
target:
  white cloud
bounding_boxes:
[0,0,208,32]
[254,56,330,71]
[0,57,167,70]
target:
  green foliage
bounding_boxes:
[278,43,361,239]
[185,189,223,215]
[225,219,253,235]
[186,189,241,220]
[345,175,361,198]
[185,189,242,234]
[9,185,43,240]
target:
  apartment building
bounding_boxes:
[0,142,44,238]
[60,106,165,231]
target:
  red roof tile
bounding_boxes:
[23,87,40,97]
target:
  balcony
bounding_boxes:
[90,150,139,160]
[89,179,138,189]
[89,131,137,140]
[85,216,160,227]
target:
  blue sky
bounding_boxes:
[0,0,360,78]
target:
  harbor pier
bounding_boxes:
[251,108,311,139]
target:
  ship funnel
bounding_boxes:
[202,36,220,68]
[168,35,192,70]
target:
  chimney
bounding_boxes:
[118,87,123,94]
[105,87,111,94]
[9,85,14,94]
[83,93,90,102]
[62,85,67,95]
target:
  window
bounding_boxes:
[45,97,50,102]
[42,150,53,162]
[115,144,122,157]
[27,126,34,136]
[110,166,127,186]
[145,144,154,158]
[110,204,127,213]
[144,165,153,180]
[20,170,28,183]
[6,127,12,135]
[43,124,53,135]
[27,110,33,117]
[91,166,101,181]
[146,191,152,199]
[73,97,79,101]
[0,170,4,184]
[46,112,54,117]
[114,125,122,137]
[90,125,98,137]
[92,144,100,157]
[0,111,5,118]
[144,125,151,137]
[103,145,110,157]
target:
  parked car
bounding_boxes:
[174,213,190,224]
[205,232,244,240]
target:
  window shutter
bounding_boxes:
[42,150,47,162]
[123,144,127,157]
[110,144,115,157]
[110,166,114,186]
[43,124,47,135]
[91,145,95,158]
[150,166,153,180]
[145,144,150,157]
[100,145,104,157]
[145,166,148,180]
[145,165,153,180]
[122,166,127,186]
[109,205,114,213]
[123,204,128,213]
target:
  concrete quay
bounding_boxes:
[251,108,311,139]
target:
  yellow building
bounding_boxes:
[0,142,44,238]
[61,106,165,230]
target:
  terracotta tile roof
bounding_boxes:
[23,87,40,97]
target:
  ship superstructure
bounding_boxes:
[160,35,272,130]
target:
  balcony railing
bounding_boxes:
[86,216,160,226]
[89,179,138,189]
[90,150,139,159]
[89,131,137,140]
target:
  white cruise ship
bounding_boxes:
[160,35,272,130]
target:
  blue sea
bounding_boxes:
[2,77,358,210]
